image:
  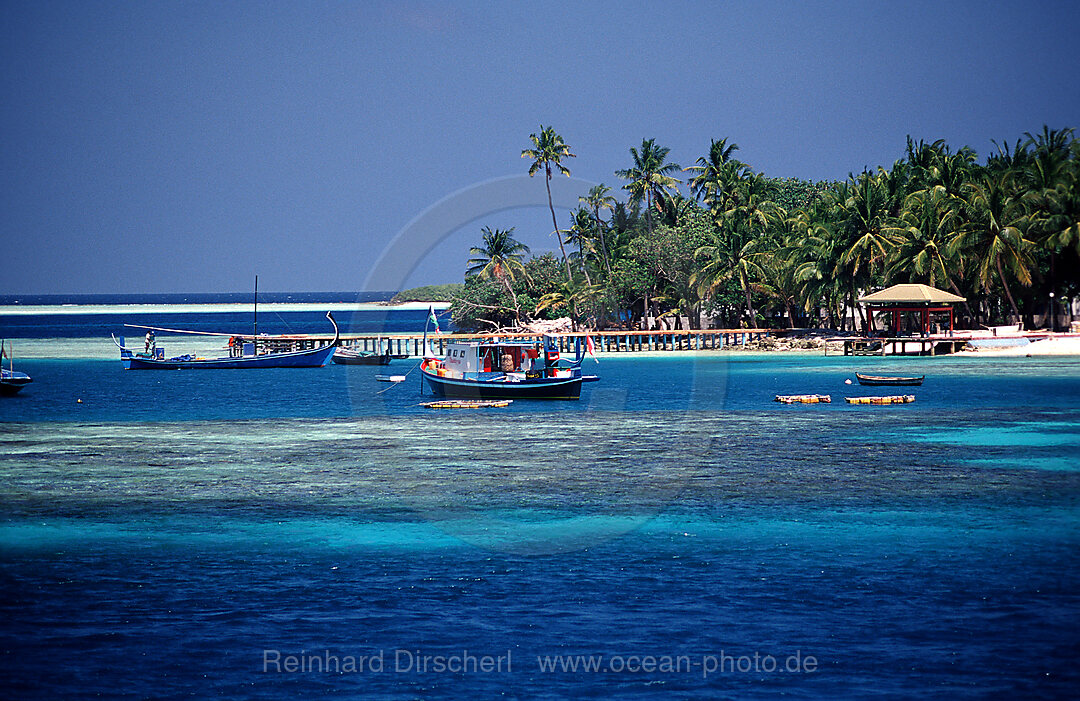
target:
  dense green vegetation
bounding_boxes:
[452,126,1079,332]
[390,284,463,303]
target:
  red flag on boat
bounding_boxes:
[585,335,599,363]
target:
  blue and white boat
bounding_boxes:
[113,312,339,370]
[0,340,31,395]
[420,335,598,400]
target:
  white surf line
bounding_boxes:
[0,301,452,315]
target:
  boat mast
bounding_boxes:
[253,275,258,339]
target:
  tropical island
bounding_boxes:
[450,125,1079,335]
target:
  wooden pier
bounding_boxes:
[325,329,772,357]
[827,337,970,356]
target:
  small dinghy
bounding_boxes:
[333,347,392,365]
[855,373,924,386]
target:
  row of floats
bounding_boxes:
[774,394,917,405]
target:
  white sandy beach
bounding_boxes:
[958,336,1080,357]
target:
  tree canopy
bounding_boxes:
[449,126,1080,332]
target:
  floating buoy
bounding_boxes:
[844,379,853,385]
[775,394,831,404]
[76,398,83,403]
[845,395,915,405]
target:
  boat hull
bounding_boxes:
[122,344,336,369]
[422,368,583,400]
[332,351,391,366]
[0,370,32,395]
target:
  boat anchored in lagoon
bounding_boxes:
[420,335,599,400]
[113,311,339,369]
[0,341,32,395]
[332,347,392,365]
[855,373,925,386]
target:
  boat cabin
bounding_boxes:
[433,340,571,380]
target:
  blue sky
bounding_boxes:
[2,0,1078,294]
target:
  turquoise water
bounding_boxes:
[2,318,1079,697]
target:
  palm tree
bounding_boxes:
[791,215,846,328]
[466,226,531,325]
[1023,126,1074,191]
[987,137,1031,175]
[615,138,681,234]
[685,137,746,205]
[887,188,960,287]
[756,233,804,328]
[723,173,784,324]
[580,184,616,276]
[564,207,596,286]
[522,125,576,280]
[886,188,977,322]
[1028,171,1080,255]
[953,172,1034,321]
[534,277,601,330]
[837,171,899,330]
[692,227,766,327]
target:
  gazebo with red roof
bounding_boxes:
[859,284,966,336]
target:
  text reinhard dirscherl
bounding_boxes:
[261,649,818,678]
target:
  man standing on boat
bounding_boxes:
[144,331,155,354]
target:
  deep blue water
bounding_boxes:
[0,291,392,306]
[1,304,1079,698]
[0,291,450,338]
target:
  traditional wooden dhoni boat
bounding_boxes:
[855,373,925,386]
[0,341,31,395]
[113,312,339,369]
[421,336,598,400]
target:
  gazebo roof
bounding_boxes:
[858,283,966,305]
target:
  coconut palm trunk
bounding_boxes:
[996,254,1021,321]
[594,205,612,276]
[577,238,592,286]
[545,166,573,281]
[947,277,976,326]
[741,273,757,327]
[501,275,522,326]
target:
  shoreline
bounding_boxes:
[0,300,451,316]
[955,336,1080,357]
[13,337,1080,361]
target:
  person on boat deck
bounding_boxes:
[525,346,540,372]
[144,331,155,353]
